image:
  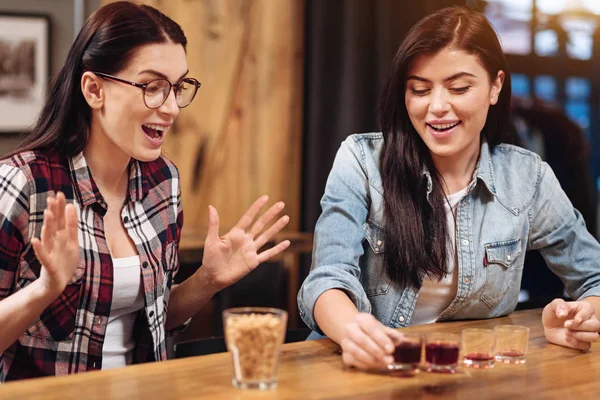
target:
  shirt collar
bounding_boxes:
[422,138,497,200]
[69,152,149,209]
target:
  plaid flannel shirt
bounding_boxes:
[0,150,184,381]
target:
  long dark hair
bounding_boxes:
[378,6,513,289]
[7,1,187,158]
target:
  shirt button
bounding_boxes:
[96,316,102,325]
[149,310,155,317]
[462,239,469,246]
[398,316,405,322]
[142,261,149,268]
[123,216,129,223]
[376,240,383,247]
[506,255,511,261]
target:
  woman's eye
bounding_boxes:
[411,89,430,96]
[450,86,470,94]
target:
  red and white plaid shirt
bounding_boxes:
[0,150,184,381]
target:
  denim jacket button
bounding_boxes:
[462,239,469,246]
[506,254,511,261]
[463,277,470,284]
[398,316,405,322]
[376,240,383,247]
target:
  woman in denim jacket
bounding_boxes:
[298,6,600,370]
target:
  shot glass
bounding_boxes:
[461,328,496,369]
[494,325,529,365]
[425,332,460,373]
[223,307,288,390]
[389,333,423,372]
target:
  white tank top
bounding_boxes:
[102,255,144,370]
[410,185,469,325]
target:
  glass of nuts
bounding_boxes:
[223,307,288,390]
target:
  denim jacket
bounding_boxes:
[298,133,600,334]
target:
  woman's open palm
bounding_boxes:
[31,192,80,296]
[201,196,290,291]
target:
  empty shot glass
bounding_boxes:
[494,325,529,365]
[461,328,496,369]
[223,307,288,389]
[389,333,423,372]
[425,332,460,373]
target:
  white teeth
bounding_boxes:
[430,122,460,130]
[142,123,168,132]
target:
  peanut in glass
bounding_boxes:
[223,307,288,390]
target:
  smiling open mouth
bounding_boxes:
[142,123,165,139]
[427,121,461,132]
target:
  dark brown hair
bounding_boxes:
[378,6,514,289]
[7,1,187,158]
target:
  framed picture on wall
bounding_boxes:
[0,12,50,133]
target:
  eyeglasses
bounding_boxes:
[92,71,201,109]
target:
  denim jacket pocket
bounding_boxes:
[481,238,523,309]
[361,221,391,297]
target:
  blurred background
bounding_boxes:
[1,0,599,350]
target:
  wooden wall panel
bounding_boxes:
[102,0,304,248]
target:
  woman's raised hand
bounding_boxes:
[200,196,290,291]
[31,192,80,296]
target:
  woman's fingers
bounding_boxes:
[31,238,51,271]
[205,205,221,242]
[564,334,592,351]
[341,349,370,370]
[570,302,596,325]
[40,209,56,252]
[341,337,380,367]
[55,192,66,231]
[383,326,405,344]
[249,201,285,238]
[340,314,400,369]
[345,323,389,364]
[234,195,269,232]
[65,203,79,244]
[551,298,569,319]
[565,329,599,343]
[254,215,290,249]
[565,317,600,332]
[256,240,290,264]
[356,314,396,356]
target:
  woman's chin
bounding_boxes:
[133,148,163,162]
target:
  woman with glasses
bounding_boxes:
[298,6,600,371]
[0,1,290,380]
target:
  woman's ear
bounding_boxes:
[81,71,104,110]
[490,70,505,106]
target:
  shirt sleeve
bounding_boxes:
[0,164,31,300]
[528,161,600,300]
[297,138,373,334]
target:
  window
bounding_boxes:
[478,0,600,215]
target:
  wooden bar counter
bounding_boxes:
[1,309,599,399]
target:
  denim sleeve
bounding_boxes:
[528,161,600,300]
[297,138,372,334]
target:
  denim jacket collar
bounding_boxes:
[422,139,497,201]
